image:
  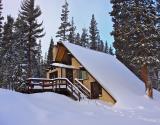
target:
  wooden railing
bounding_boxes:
[25,78,82,101]
[74,78,91,99]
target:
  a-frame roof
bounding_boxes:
[61,41,146,107]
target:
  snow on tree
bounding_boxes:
[47,38,54,66]
[104,41,109,53]
[75,33,81,46]
[0,0,3,40]
[19,0,45,78]
[110,0,159,76]
[89,14,99,50]
[1,15,14,89]
[68,17,76,44]
[56,0,71,42]
[0,0,4,86]
[97,34,104,52]
[155,0,160,69]
[110,0,132,71]
[12,16,28,86]
[80,28,89,48]
[109,46,114,55]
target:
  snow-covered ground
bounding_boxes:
[0,89,160,125]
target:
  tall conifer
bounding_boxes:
[56,0,71,41]
[19,0,44,77]
[89,14,99,50]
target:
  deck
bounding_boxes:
[16,78,91,101]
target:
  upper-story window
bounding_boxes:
[78,70,88,80]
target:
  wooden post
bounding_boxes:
[52,81,54,90]
[42,81,44,91]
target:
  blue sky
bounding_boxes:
[3,0,113,56]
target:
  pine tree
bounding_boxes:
[109,46,114,55]
[110,0,131,69]
[68,17,76,43]
[156,0,160,69]
[81,28,89,47]
[19,0,44,77]
[0,0,3,86]
[128,1,159,73]
[97,34,104,52]
[75,33,81,46]
[36,40,43,77]
[104,41,109,53]
[56,0,71,41]
[12,16,28,85]
[1,15,14,89]
[0,0,3,40]
[110,0,159,77]
[89,14,99,50]
[47,38,54,66]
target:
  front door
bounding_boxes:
[49,71,58,79]
[66,69,73,83]
[91,82,102,99]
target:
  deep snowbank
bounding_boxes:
[0,89,160,125]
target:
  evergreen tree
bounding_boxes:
[19,0,44,77]
[0,0,3,85]
[12,16,28,86]
[128,0,159,74]
[110,0,131,69]
[1,15,14,89]
[89,14,99,50]
[156,0,160,69]
[97,34,104,52]
[68,17,76,43]
[0,0,3,40]
[75,33,81,45]
[47,38,54,66]
[56,0,71,41]
[81,28,89,47]
[104,41,109,53]
[36,40,43,77]
[109,46,114,55]
[110,0,159,77]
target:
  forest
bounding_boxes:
[0,0,160,91]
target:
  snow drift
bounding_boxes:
[0,89,160,125]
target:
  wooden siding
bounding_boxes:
[47,68,66,79]
[99,88,116,105]
[71,57,116,105]
[53,45,58,61]
[55,45,71,64]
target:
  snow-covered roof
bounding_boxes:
[51,63,78,69]
[62,41,147,107]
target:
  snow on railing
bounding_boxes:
[75,78,91,98]
[26,77,82,101]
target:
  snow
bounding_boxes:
[62,41,153,108]
[51,63,78,69]
[0,89,160,125]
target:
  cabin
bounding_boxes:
[47,42,116,105]
[21,41,158,106]
[46,41,158,105]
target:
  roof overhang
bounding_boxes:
[51,63,79,69]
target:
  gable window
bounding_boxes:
[78,70,88,80]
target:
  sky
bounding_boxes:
[3,0,114,56]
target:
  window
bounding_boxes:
[78,70,88,80]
